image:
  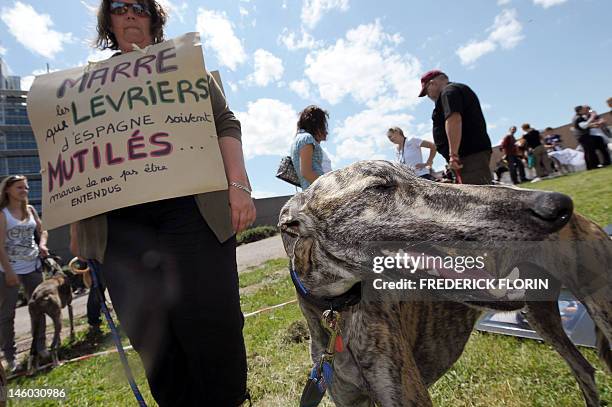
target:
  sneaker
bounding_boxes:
[6,358,17,374]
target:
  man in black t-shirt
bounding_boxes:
[418,70,492,184]
[573,105,611,170]
[521,123,552,178]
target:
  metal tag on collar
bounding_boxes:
[322,310,344,353]
[299,310,343,407]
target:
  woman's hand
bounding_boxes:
[229,186,256,233]
[4,270,18,287]
[217,137,256,233]
[415,163,427,170]
[449,156,463,171]
[38,244,49,257]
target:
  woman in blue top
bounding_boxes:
[290,105,330,189]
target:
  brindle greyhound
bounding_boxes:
[27,256,75,374]
[279,161,611,407]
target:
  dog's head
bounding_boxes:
[279,160,574,304]
[41,255,64,276]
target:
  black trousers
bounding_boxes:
[580,135,611,170]
[103,196,247,406]
[87,268,106,326]
[507,155,527,184]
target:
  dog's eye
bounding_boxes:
[366,183,396,193]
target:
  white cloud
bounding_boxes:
[157,0,189,23]
[228,81,239,93]
[84,48,116,64]
[80,0,97,14]
[1,2,73,59]
[456,40,497,66]
[301,0,349,29]
[239,6,249,16]
[497,0,511,5]
[289,80,311,99]
[333,109,415,161]
[533,0,567,8]
[245,49,284,87]
[196,9,246,71]
[252,190,282,199]
[236,99,297,159]
[489,9,524,49]
[456,9,523,66]
[279,28,321,51]
[304,20,421,110]
[21,68,59,91]
[0,46,6,55]
[20,76,35,91]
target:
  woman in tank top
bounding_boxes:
[387,126,438,181]
[0,175,49,373]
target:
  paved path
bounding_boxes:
[10,235,287,349]
[236,234,286,272]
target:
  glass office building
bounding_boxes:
[0,58,42,213]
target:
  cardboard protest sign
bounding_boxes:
[27,32,227,230]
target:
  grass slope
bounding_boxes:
[520,166,612,227]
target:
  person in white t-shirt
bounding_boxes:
[387,126,437,181]
[0,175,48,373]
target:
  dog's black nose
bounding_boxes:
[529,192,573,230]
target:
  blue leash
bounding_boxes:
[88,260,147,407]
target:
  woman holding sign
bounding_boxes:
[70,1,255,405]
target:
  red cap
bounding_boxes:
[418,69,444,97]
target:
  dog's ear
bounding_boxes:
[279,192,311,258]
[278,192,307,236]
[292,235,315,277]
[279,193,317,276]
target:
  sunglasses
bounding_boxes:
[3,175,26,188]
[110,1,151,17]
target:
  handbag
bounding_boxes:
[276,156,301,187]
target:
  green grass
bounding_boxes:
[236,225,278,246]
[7,250,612,405]
[239,258,288,288]
[520,166,612,227]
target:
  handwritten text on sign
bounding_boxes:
[27,33,227,230]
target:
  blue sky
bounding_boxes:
[1,0,610,197]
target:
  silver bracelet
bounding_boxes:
[230,181,252,195]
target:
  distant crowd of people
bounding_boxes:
[288,70,611,190]
[495,101,611,184]
[290,70,495,187]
